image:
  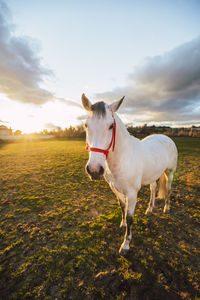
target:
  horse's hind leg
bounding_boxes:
[145,181,157,215]
[163,169,174,213]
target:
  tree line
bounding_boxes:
[1,124,200,139]
[37,124,200,138]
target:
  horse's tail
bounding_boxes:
[158,173,167,199]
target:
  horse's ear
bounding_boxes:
[81,94,92,111]
[109,96,125,113]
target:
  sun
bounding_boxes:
[8,100,83,134]
[13,116,44,134]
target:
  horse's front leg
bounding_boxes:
[119,189,137,255]
[117,193,126,228]
[106,177,126,228]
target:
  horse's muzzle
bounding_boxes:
[86,165,104,180]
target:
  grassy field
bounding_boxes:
[0,137,199,299]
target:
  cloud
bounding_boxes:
[0,1,54,104]
[76,114,88,121]
[97,37,200,124]
[44,123,60,130]
[58,97,82,108]
[0,1,80,109]
[0,119,9,124]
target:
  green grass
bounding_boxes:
[0,138,199,299]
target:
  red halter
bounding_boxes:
[85,117,116,159]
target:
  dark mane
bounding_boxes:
[91,101,106,117]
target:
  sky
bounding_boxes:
[0,0,200,133]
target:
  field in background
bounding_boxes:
[0,138,199,299]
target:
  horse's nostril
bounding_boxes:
[99,166,104,176]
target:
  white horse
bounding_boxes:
[81,94,178,255]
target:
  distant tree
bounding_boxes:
[14,130,22,136]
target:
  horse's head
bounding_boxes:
[81,93,124,180]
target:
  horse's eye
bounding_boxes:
[109,123,114,130]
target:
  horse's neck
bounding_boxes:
[114,114,130,144]
[106,114,137,172]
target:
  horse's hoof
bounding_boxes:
[145,209,152,215]
[119,246,129,256]
[163,206,170,213]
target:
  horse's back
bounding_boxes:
[138,134,177,185]
[141,134,177,169]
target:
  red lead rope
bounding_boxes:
[85,117,116,159]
